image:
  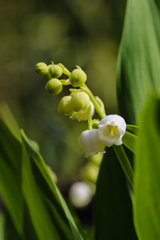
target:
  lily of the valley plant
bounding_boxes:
[35,62,136,189]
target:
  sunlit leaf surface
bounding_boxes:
[117,0,160,124]
[134,95,160,240]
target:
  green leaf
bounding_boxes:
[0,101,21,142]
[95,147,138,240]
[21,130,83,240]
[0,103,83,240]
[134,94,160,239]
[2,209,22,240]
[55,189,83,240]
[122,131,138,155]
[0,119,23,237]
[0,211,5,240]
[117,0,160,124]
[113,145,134,190]
[126,125,139,135]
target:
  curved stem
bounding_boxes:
[82,84,106,119]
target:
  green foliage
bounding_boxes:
[126,125,139,135]
[95,146,137,240]
[0,103,23,237]
[134,95,160,240]
[113,145,134,190]
[0,103,83,240]
[117,0,160,124]
[122,131,138,155]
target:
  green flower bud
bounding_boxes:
[45,78,63,95]
[71,102,95,121]
[49,65,63,78]
[71,92,90,112]
[58,96,72,116]
[69,69,87,87]
[44,64,52,80]
[35,62,48,75]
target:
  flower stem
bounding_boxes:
[82,84,106,119]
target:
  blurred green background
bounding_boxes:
[0,0,126,204]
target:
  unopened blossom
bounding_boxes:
[98,114,126,147]
[80,129,105,157]
[71,102,95,121]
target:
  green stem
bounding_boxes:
[82,84,106,119]
[88,118,92,130]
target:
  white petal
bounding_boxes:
[114,137,123,145]
[98,127,121,147]
[98,115,126,147]
[99,114,126,132]
[80,129,105,157]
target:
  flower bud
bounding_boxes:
[45,79,63,95]
[69,69,87,87]
[44,64,52,80]
[71,92,90,112]
[71,102,95,121]
[58,96,72,116]
[35,62,48,75]
[49,65,63,78]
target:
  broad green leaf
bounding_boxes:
[117,0,160,124]
[0,119,23,237]
[113,145,134,190]
[134,95,160,239]
[95,147,138,240]
[126,125,139,135]
[21,130,83,240]
[122,131,138,155]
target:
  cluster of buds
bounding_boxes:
[35,62,126,157]
[35,62,95,122]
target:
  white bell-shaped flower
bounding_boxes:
[98,114,126,147]
[71,102,95,121]
[80,129,105,157]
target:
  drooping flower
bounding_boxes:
[80,129,105,157]
[80,114,126,157]
[98,114,126,147]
